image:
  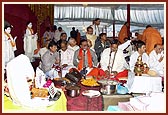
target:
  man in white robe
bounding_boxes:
[24,21,38,62]
[67,37,79,52]
[91,18,101,37]
[129,40,149,73]
[100,39,129,77]
[59,41,75,77]
[4,25,17,67]
[149,44,164,76]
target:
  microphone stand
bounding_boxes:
[58,51,62,79]
[108,51,112,76]
[83,49,86,79]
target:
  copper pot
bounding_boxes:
[65,84,81,98]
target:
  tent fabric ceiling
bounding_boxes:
[54,4,164,36]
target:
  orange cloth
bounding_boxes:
[137,34,143,42]
[118,25,128,44]
[4,31,16,47]
[78,48,93,71]
[86,68,99,77]
[142,27,162,55]
[27,27,34,35]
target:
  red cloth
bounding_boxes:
[65,83,103,111]
[78,48,93,71]
[115,70,128,79]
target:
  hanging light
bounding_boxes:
[83,4,88,8]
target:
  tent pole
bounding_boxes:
[127,4,130,36]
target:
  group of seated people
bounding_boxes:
[36,26,164,82]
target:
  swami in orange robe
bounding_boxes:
[118,22,129,44]
[142,25,162,55]
[135,32,143,42]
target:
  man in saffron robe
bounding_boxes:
[73,39,98,77]
[118,22,129,44]
[142,25,162,55]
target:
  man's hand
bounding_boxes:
[111,71,118,76]
[14,36,17,42]
[55,59,60,64]
[78,56,82,60]
[105,70,110,77]
[62,64,68,68]
[158,56,164,62]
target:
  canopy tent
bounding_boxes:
[54,3,164,37]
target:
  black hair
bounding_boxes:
[60,40,68,46]
[26,21,31,26]
[99,33,106,38]
[95,18,100,21]
[46,27,50,31]
[58,27,62,30]
[136,40,146,50]
[87,26,93,31]
[53,25,57,30]
[4,25,12,31]
[47,40,57,49]
[80,39,88,45]
[110,39,119,45]
[146,25,152,28]
[60,32,67,37]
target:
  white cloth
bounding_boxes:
[129,51,149,72]
[128,75,162,93]
[67,45,79,52]
[24,28,38,61]
[43,31,53,40]
[4,33,17,67]
[6,54,55,108]
[91,24,100,37]
[129,92,165,112]
[149,50,164,76]
[54,30,65,42]
[118,40,133,58]
[35,67,46,88]
[59,49,75,77]
[60,49,74,66]
[100,48,128,72]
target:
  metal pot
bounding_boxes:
[65,84,81,97]
[98,80,117,95]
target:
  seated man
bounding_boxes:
[67,37,79,52]
[41,40,59,80]
[100,39,129,79]
[149,44,164,76]
[129,40,149,73]
[59,40,75,77]
[94,33,111,62]
[73,39,98,77]
[56,32,67,51]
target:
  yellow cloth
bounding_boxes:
[3,91,67,112]
[142,27,162,55]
